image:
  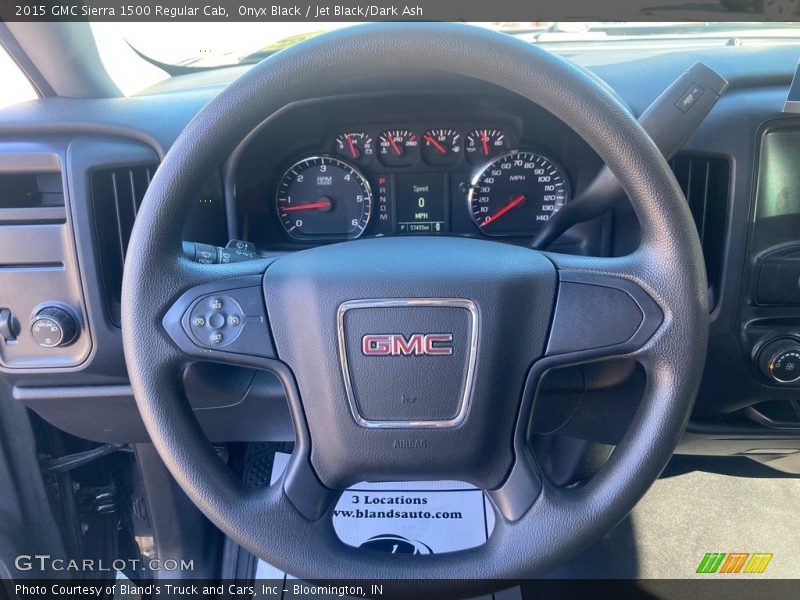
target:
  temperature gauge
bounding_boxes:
[378,129,419,167]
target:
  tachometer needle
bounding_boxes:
[481,195,525,228]
[423,134,447,154]
[386,133,402,156]
[282,200,332,212]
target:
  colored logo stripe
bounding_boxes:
[697,553,726,573]
[719,553,749,574]
[744,553,773,574]
[696,552,773,574]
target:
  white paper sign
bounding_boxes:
[257,453,521,600]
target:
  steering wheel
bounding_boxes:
[122,23,707,594]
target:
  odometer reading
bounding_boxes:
[468,151,569,236]
[276,156,372,241]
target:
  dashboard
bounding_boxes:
[271,124,568,241]
[4,42,800,467]
[230,92,603,252]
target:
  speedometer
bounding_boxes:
[468,151,569,236]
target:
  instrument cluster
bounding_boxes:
[273,123,571,242]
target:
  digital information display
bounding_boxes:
[394,173,447,234]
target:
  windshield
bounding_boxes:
[91,22,800,95]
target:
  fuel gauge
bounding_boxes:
[421,128,462,166]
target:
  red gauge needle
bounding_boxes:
[386,133,402,156]
[345,135,358,159]
[282,200,332,212]
[480,131,490,156]
[424,134,447,154]
[480,195,525,228]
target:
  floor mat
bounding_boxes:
[548,469,800,579]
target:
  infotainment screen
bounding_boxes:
[394,173,447,234]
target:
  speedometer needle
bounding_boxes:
[480,195,525,228]
[282,200,332,212]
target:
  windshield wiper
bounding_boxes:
[127,42,224,75]
[129,29,328,73]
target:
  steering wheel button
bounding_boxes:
[182,294,249,350]
[208,312,226,330]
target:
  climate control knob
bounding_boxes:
[30,306,77,348]
[758,338,800,384]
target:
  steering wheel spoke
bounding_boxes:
[487,448,543,522]
[280,450,339,521]
[544,250,664,364]
[161,258,278,368]
[486,250,665,521]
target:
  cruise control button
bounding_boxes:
[208,312,226,330]
[184,293,248,350]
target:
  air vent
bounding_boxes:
[90,164,158,326]
[669,153,730,310]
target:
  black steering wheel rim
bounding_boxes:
[122,22,708,593]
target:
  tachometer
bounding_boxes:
[276,156,372,241]
[468,151,569,236]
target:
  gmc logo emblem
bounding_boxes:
[362,333,454,356]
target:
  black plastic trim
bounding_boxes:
[546,270,663,359]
